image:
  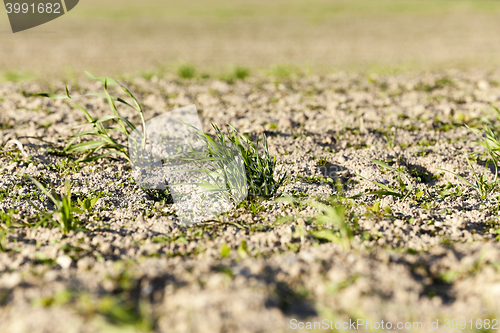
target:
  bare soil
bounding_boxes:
[1,70,500,332]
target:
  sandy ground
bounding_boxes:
[2,1,500,332]
[1,70,500,332]
[2,1,500,78]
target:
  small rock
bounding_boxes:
[299,250,315,263]
[394,219,404,228]
[278,117,295,129]
[6,163,17,172]
[43,270,59,282]
[477,80,489,91]
[338,155,347,163]
[325,136,337,144]
[376,178,389,184]
[100,243,112,254]
[2,273,21,288]
[56,255,72,269]
[448,216,465,228]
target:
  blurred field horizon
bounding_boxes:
[1,0,500,81]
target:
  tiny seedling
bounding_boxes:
[214,124,288,197]
[174,123,288,199]
[0,209,15,227]
[438,152,499,200]
[77,193,102,214]
[0,227,7,252]
[352,156,413,200]
[310,198,353,251]
[237,240,249,258]
[38,72,147,163]
[220,243,231,258]
[364,201,394,221]
[26,176,83,234]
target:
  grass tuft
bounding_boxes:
[38,72,147,163]
[267,64,302,79]
[439,153,499,200]
[232,66,250,80]
[174,123,288,200]
[26,176,83,234]
[352,156,413,200]
[177,63,197,79]
[444,105,500,199]
[210,124,288,198]
[310,198,353,251]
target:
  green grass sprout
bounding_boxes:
[444,105,500,199]
[232,66,250,80]
[37,72,147,163]
[438,152,499,200]
[78,193,102,214]
[310,198,353,251]
[177,63,197,79]
[26,176,83,234]
[351,156,413,200]
[173,123,288,199]
[219,125,288,198]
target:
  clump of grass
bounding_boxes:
[438,153,499,200]
[177,63,197,79]
[38,72,147,163]
[0,227,8,252]
[442,105,500,199]
[26,176,83,234]
[212,124,287,197]
[219,66,251,83]
[175,123,288,199]
[267,64,301,79]
[1,70,34,82]
[0,209,15,227]
[0,209,15,251]
[469,106,500,159]
[78,193,102,214]
[310,197,354,251]
[97,295,154,332]
[352,156,413,200]
[232,66,250,80]
[170,124,248,204]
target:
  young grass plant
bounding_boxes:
[352,156,413,200]
[26,176,83,234]
[445,106,500,199]
[38,72,147,163]
[0,209,15,252]
[174,123,288,199]
[438,152,499,200]
[384,126,398,149]
[310,198,353,251]
[213,124,287,198]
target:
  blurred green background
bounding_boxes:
[1,0,500,80]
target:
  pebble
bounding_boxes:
[56,255,73,269]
